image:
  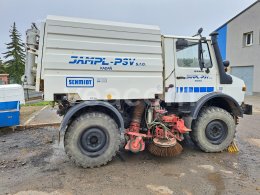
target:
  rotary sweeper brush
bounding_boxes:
[124,100,189,157]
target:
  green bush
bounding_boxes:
[22,101,53,107]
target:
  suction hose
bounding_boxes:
[129,100,145,132]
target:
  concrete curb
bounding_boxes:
[16,122,61,130]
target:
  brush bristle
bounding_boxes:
[147,142,183,157]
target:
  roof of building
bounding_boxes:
[216,0,260,31]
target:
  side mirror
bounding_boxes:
[193,28,203,37]
[223,60,230,67]
[197,28,203,36]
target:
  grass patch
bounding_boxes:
[22,101,53,107]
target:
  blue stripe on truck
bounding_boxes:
[176,87,214,93]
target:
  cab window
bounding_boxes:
[176,40,212,68]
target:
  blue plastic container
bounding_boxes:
[0,101,20,127]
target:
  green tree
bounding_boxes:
[0,57,6,74]
[3,22,25,83]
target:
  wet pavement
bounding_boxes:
[0,96,259,195]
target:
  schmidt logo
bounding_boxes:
[66,77,94,88]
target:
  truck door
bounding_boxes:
[173,38,217,103]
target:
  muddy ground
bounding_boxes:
[0,97,260,195]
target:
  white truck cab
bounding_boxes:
[163,35,246,105]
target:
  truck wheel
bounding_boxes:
[64,112,121,168]
[191,107,236,152]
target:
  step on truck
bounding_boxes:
[24,15,252,168]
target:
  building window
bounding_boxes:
[243,32,253,46]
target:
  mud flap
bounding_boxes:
[241,104,253,115]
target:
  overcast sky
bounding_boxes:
[0,0,257,58]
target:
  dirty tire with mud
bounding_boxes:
[191,106,236,152]
[64,112,121,168]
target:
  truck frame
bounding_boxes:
[24,16,252,168]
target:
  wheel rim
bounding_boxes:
[78,127,109,157]
[205,120,228,145]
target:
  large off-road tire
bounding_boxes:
[190,106,236,152]
[64,112,121,168]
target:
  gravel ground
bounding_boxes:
[0,96,259,195]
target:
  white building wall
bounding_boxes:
[226,2,260,93]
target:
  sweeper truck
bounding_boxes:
[24,16,252,168]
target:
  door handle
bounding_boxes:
[176,76,186,79]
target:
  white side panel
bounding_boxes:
[163,37,176,102]
[36,22,45,92]
[40,16,163,101]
